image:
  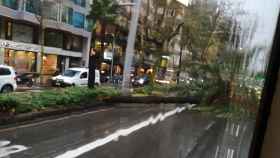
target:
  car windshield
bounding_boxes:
[63,70,79,77]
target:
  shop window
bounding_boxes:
[4,49,36,73]
[73,12,85,29]
[1,0,18,10]
[12,23,34,43]
[45,30,63,48]
[42,55,57,75]
[62,7,73,25]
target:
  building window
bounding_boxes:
[43,1,58,21]
[72,35,83,51]
[0,17,2,39]
[1,0,18,10]
[12,23,34,43]
[25,0,40,14]
[63,33,83,52]
[62,7,73,25]
[69,57,81,67]
[73,12,85,29]
[72,0,86,7]
[45,29,63,48]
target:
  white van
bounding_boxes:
[0,65,17,93]
[51,68,101,87]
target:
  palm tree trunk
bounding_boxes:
[177,45,183,84]
[100,22,107,69]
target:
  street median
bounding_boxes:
[0,87,201,128]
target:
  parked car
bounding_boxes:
[132,75,150,87]
[0,65,17,93]
[51,68,101,87]
[16,72,40,87]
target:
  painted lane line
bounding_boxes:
[0,141,10,147]
[0,141,28,158]
[55,107,186,158]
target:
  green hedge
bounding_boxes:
[0,87,121,114]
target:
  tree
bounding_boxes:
[179,0,259,109]
[30,0,52,83]
[87,0,119,88]
[137,0,185,83]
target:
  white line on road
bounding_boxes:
[54,106,187,158]
[0,141,28,158]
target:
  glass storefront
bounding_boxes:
[4,49,36,73]
[42,54,57,75]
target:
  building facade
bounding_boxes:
[0,0,92,82]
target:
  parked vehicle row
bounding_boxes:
[0,64,154,93]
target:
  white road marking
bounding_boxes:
[236,124,240,137]
[205,121,215,130]
[0,141,28,158]
[55,107,187,158]
[214,146,220,158]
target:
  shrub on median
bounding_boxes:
[0,86,121,114]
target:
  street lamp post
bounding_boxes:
[121,0,142,94]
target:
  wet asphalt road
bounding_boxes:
[0,104,254,158]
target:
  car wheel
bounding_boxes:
[1,85,13,93]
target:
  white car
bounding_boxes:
[52,68,101,87]
[0,65,17,93]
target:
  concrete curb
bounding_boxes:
[108,96,201,104]
[0,101,110,129]
[0,96,200,129]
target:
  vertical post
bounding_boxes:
[0,48,4,65]
[88,48,96,88]
[110,35,115,81]
[122,0,142,94]
[177,46,183,84]
[65,57,70,69]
